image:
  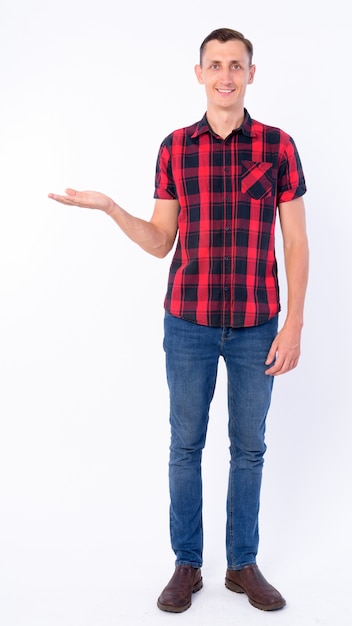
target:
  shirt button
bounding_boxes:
[225,226,230,231]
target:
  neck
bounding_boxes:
[206,108,245,139]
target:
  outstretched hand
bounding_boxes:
[265,323,302,376]
[48,188,115,214]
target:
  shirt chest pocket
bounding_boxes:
[241,161,274,200]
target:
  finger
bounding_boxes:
[48,193,76,205]
[265,360,281,376]
[265,342,278,365]
[266,355,298,376]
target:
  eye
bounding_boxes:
[210,64,219,70]
[231,64,241,70]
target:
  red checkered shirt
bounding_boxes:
[154,110,307,328]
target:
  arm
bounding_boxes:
[265,196,309,376]
[48,188,179,258]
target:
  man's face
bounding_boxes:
[195,39,255,111]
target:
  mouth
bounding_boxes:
[216,88,235,95]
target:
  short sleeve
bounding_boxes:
[154,138,177,200]
[277,136,307,204]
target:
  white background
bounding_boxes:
[0,1,351,624]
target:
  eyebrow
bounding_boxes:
[208,59,243,64]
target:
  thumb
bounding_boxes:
[265,340,278,365]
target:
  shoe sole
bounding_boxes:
[157,579,203,613]
[225,578,286,611]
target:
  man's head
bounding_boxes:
[199,28,253,67]
[195,28,255,115]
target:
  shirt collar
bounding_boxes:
[191,108,255,139]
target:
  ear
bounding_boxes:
[194,64,204,85]
[248,64,256,84]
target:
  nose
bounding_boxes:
[219,68,232,84]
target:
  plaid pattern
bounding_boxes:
[154,110,307,328]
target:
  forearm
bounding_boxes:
[106,201,173,258]
[48,189,177,259]
[283,237,309,328]
[265,237,309,375]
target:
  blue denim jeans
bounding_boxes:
[163,312,278,570]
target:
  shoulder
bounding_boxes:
[250,117,293,145]
[159,119,202,148]
[249,117,303,163]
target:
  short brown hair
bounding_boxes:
[199,28,254,65]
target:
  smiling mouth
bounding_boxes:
[216,88,235,94]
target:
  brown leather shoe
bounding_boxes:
[225,564,286,611]
[157,566,203,613]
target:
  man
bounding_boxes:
[49,28,309,613]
